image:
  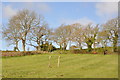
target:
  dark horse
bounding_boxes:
[104,50,107,55]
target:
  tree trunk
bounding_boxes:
[87,44,92,52]
[38,44,41,51]
[78,42,82,50]
[112,32,118,52]
[36,40,41,51]
[14,41,20,51]
[60,44,62,50]
[113,38,118,52]
[22,40,26,51]
[104,41,107,50]
[86,41,93,52]
[69,41,71,50]
[63,43,67,50]
[16,41,20,51]
[64,45,67,50]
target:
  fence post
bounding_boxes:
[48,56,51,68]
[57,56,60,67]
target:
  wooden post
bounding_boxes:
[48,56,51,68]
[57,56,60,67]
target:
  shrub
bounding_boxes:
[2,51,49,57]
[71,49,88,54]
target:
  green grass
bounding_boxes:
[2,54,118,78]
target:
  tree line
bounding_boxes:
[2,9,119,52]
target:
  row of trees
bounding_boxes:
[3,9,119,52]
[54,20,118,52]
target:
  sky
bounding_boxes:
[1,2,118,51]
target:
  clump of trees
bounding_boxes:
[3,9,51,51]
[2,9,119,52]
[102,18,118,52]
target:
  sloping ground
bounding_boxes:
[2,54,118,78]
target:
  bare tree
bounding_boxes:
[97,29,110,49]
[103,18,118,52]
[27,16,49,51]
[71,23,83,49]
[8,9,40,51]
[2,24,20,51]
[66,24,75,49]
[53,24,72,50]
[82,24,99,52]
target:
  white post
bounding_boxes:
[57,56,60,67]
[48,56,51,68]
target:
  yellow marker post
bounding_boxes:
[48,56,51,68]
[57,56,60,67]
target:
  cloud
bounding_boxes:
[23,3,51,14]
[3,5,17,19]
[60,17,95,25]
[36,3,51,13]
[96,3,118,17]
[2,3,51,19]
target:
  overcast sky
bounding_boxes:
[1,2,118,50]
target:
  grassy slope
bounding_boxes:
[2,54,118,78]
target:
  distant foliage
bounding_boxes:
[40,42,56,52]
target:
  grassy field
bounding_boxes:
[2,54,118,78]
